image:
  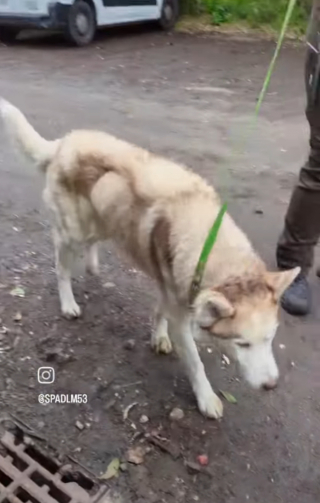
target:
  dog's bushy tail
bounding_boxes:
[0,98,60,171]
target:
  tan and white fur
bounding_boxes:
[0,99,300,419]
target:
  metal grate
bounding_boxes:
[0,430,107,503]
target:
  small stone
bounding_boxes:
[38,421,45,429]
[60,464,73,475]
[139,415,149,424]
[13,336,20,348]
[185,461,201,474]
[222,354,230,365]
[13,312,22,322]
[124,339,135,350]
[169,407,184,421]
[120,462,128,472]
[197,454,209,466]
[45,348,75,364]
[75,421,84,431]
[5,378,14,389]
[103,282,115,289]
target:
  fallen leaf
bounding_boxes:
[126,446,146,465]
[10,286,25,298]
[100,458,120,480]
[219,390,237,404]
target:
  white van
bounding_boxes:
[0,0,179,46]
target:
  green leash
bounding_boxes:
[189,0,298,304]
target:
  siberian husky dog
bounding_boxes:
[0,98,299,419]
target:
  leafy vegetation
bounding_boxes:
[180,0,312,35]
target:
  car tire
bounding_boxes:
[158,0,179,31]
[0,27,20,43]
[65,0,96,47]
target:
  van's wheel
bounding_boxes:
[158,0,179,30]
[0,27,20,43]
[65,0,96,47]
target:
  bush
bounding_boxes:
[180,0,312,33]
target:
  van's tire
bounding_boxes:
[158,0,179,31]
[65,0,96,47]
[0,27,20,43]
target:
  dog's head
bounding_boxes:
[193,267,300,390]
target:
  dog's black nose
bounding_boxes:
[262,379,278,391]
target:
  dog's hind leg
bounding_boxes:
[86,243,99,276]
[53,230,81,319]
[151,302,173,355]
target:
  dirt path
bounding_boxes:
[0,29,319,503]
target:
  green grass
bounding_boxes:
[181,0,311,36]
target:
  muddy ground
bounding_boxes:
[0,27,320,503]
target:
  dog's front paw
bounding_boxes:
[152,334,173,354]
[197,391,224,419]
[62,301,81,319]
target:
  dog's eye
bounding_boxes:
[236,341,251,348]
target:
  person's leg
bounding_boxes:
[277,45,320,315]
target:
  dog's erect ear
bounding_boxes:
[194,289,235,329]
[265,267,301,301]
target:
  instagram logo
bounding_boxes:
[37,367,55,384]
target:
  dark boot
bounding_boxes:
[276,185,319,316]
[281,273,311,316]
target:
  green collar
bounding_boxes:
[189,202,227,305]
